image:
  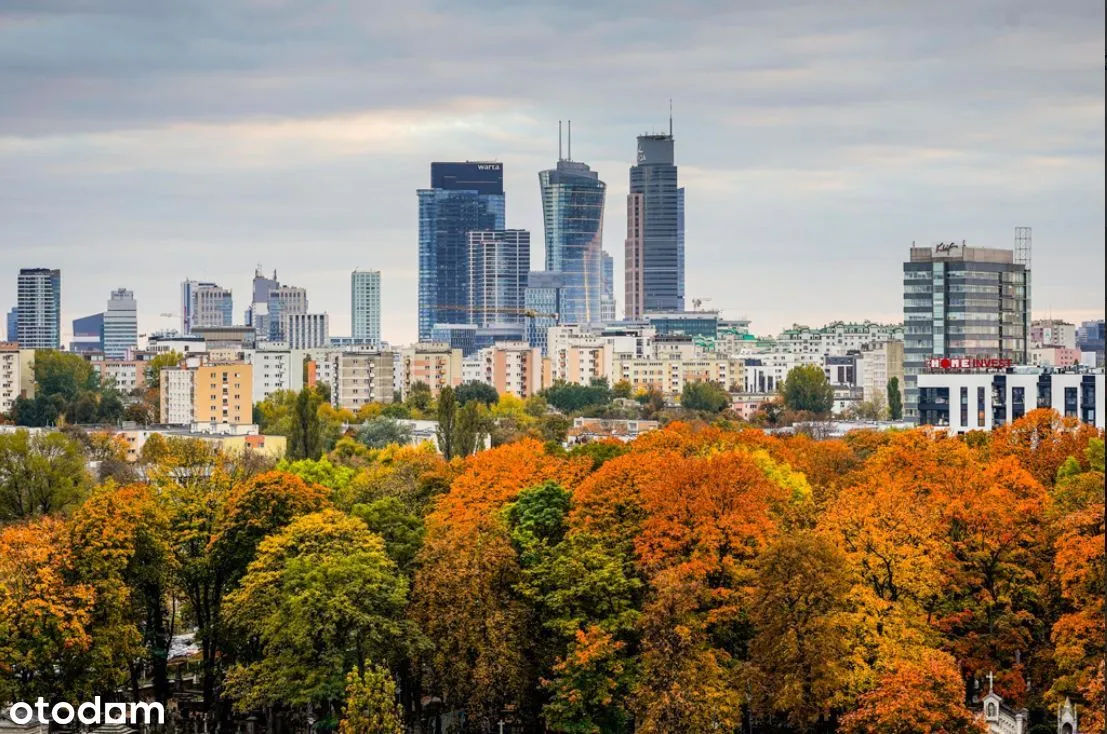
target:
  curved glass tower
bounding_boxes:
[539,159,606,326]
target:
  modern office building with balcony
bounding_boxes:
[902,242,1030,420]
[468,229,530,328]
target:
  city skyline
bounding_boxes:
[0,1,1103,345]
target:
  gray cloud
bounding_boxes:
[0,0,1102,342]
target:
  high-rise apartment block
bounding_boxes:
[468,230,530,328]
[903,242,1030,420]
[601,252,616,323]
[539,156,606,326]
[625,131,684,319]
[417,162,505,339]
[16,268,61,349]
[103,288,138,359]
[332,351,395,410]
[160,362,252,427]
[351,270,382,345]
[6,308,18,342]
[244,346,305,403]
[182,280,233,334]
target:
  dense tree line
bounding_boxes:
[0,409,1102,734]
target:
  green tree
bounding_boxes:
[455,380,499,407]
[782,364,835,415]
[541,379,612,414]
[679,380,730,413]
[351,497,425,575]
[339,666,404,734]
[0,430,91,523]
[436,386,459,460]
[455,401,487,457]
[223,510,412,713]
[611,380,633,400]
[405,381,433,413]
[288,386,324,460]
[146,350,184,387]
[887,377,904,420]
[358,416,413,450]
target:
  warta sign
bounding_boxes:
[927,357,1013,371]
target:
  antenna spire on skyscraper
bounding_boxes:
[568,119,572,161]
[558,120,563,161]
[669,98,673,137]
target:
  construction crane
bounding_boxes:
[691,298,712,311]
[438,305,560,324]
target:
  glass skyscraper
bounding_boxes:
[625,133,685,319]
[539,159,606,326]
[468,230,530,328]
[103,287,138,359]
[418,162,505,340]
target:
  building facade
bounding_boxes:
[333,351,395,410]
[400,342,464,398]
[417,162,506,340]
[917,367,1102,434]
[244,347,305,403]
[282,312,329,349]
[5,308,17,342]
[524,271,566,355]
[70,312,105,354]
[16,268,61,349]
[183,281,233,333]
[468,229,530,328]
[601,251,616,324]
[1031,319,1077,350]
[0,343,35,414]
[351,269,382,346]
[103,288,138,359]
[903,243,1030,420]
[624,133,684,318]
[539,158,606,326]
[92,361,146,394]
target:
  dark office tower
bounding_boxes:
[625,130,684,319]
[418,162,506,340]
[539,135,606,325]
[468,230,530,327]
[17,268,61,349]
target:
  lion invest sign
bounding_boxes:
[926,357,1013,371]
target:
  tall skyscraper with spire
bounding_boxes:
[538,121,607,326]
[624,112,684,319]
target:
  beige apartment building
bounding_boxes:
[614,355,743,396]
[161,362,253,426]
[0,342,35,414]
[400,342,463,397]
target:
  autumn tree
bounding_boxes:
[224,510,412,715]
[0,429,91,522]
[838,649,986,734]
[68,484,172,702]
[990,409,1100,486]
[339,665,404,734]
[0,516,95,702]
[748,531,855,731]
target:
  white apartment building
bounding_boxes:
[160,367,195,425]
[857,340,906,406]
[351,270,382,346]
[0,343,35,414]
[283,312,329,349]
[762,321,903,358]
[917,367,1103,434]
[741,352,801,394]
[244,347,305,403]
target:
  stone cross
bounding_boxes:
[988,671,994,693]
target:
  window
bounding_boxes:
[1064,387,1078,418]
[1012,387,1025,420]
[960,387,968,426]
[977,387,986,427]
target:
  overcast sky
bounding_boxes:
[1,0,1103,345]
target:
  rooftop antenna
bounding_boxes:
[567,119,572,161]
[668,98,673,137]
[558,120,562,161]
